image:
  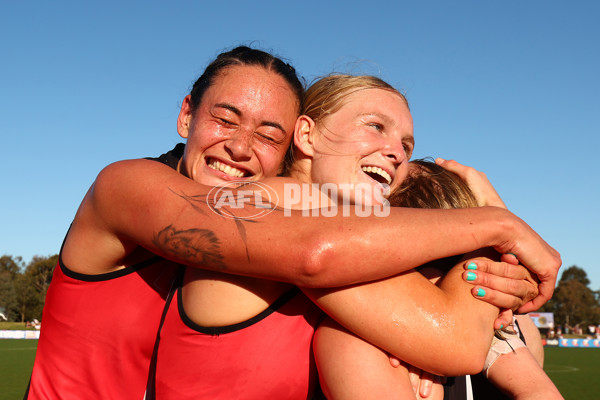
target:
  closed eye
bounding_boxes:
[257,132,278,143]
[256,130,287,145]
[219,118,236,127]
[256,122,287,144]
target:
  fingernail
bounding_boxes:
[506,252,517,258]
[466,272,477,281]
[476,288,486,297]
[500,324,504,329]
[467,262,477,270]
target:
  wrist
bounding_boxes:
[488,207,518,253]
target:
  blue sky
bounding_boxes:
[1,1,599,290]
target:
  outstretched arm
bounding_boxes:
[64,158,560,294]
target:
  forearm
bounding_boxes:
[96,159,558,290]
[303,253,499,375]
[514,315,545,366]
[290,206,512,287]
[486,347,563,399]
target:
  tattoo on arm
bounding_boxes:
[153,225,227,271]
[169,188,208,215]
[166,185,290,266]
[168,186,285,263]
[169,188,254,261]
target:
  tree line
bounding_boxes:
[0,254,56,322]
[540,265,600,330]
[0,254,599,328]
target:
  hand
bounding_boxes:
[389,353,401,368]
[461,257,539,313]
[435,158,506,208]
[389,358,443,398]
[436,158,561,310]
[499,213,561,312]
[404,363,444,399]
[495,308,514,330]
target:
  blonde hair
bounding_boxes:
[283,74,408,174]
[303,74,408,123]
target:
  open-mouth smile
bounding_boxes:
[361,165,392,185]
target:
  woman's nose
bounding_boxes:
[224,130,253,161]
[382,140,407,164]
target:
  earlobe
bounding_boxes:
[177,95,193,139]
[294,115,316,157]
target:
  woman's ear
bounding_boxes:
[177,95,193,139]
[294,115,316,157]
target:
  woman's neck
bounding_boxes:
[286,158,312,184]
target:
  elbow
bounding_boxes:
[420,352,486,377]
[430,325,490,376]
[290,235,340,288]
[455,353,488,376]
[434,350,487,377]
[446,331,490,376]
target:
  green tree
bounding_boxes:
[26,256,57,296]
[26,255,58,318]
[13,254,58,321]
[559,265,591,286]
[0,255,24,275]
[14,273,40,322]
[0,270,18,320]
[0,255,24,321]
[541,265,600,327]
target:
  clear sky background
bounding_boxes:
[1,1,598,290]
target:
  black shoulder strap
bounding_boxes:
[145,143,185,170]
[144,265,185,400]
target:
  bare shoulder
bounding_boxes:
[62,158,178,274]
[84,159,178,230]
[95,158,180,189]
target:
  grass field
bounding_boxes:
[544,346,600,400]
[0,340,36,400]
[0,340,597,399]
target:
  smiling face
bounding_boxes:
[177,64,299,186]
[304,87,414,206]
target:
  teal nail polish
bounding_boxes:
[476,288,486,297]
[467,262,477,270]
[500,324,504,329]
[466,272,477,281]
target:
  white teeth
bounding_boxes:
[361,166,392,185]
[208,160,245,178]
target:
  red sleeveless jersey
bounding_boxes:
[154,285,323,399]
[27,256,179,399]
